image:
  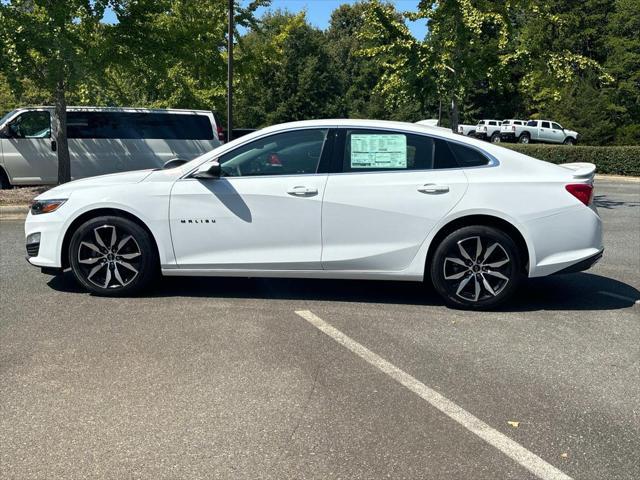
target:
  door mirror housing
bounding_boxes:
[193,160,221,179]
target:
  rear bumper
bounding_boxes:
[552,249,603,274]
[499,132,517,142]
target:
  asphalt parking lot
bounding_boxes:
[1,179,639,479]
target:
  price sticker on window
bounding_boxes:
[350,134,407,169]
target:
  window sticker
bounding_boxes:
[350,134,407,169]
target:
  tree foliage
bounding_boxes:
[1,0,639,146]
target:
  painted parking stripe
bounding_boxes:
[295,310,573,480]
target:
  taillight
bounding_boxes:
[512,126,516,131]
[565,183,594,206]
[217,125,225,142]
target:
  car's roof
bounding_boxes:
[257,118,471,143]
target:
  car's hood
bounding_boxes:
[565,129,578,137]
[35,169,155,200]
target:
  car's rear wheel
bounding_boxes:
[69,215,158,296]
[491,132,501,143]
[518,133,530,144]
[430,226,523,309]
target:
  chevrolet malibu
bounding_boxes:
[25,119,603,309]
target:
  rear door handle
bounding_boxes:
[287,186,318,196]
[418,184,449,194]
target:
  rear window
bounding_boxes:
[67,112,214,140]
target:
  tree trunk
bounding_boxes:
[53,79,70,184]
[450,97,459,133]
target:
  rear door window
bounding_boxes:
[527,120,538,127]
[541,121,551,129]
[67,112,214,140]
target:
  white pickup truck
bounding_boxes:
[474,119,503,142]
[500,119,579,145]
[456,124,476,136]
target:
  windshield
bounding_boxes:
[0,109,17,126]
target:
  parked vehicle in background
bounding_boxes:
[497,119,527,143]
[501,119,579,145]
[474,120,502,142]
[0,107,222,188]
[457,124,476,137]
[25,119,602,309]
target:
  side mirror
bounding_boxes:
[193,160,221,179]
[162,157,187,169]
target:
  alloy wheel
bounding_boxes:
[442,236,511,303]
[76,224,142,289]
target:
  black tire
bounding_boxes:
[563,137,576,145]
[430,226,523,310]
[0,167,11,189]
[468,130,476,138]
[69,215,158,296]
[518,133,530,144]
[490,132,501,143]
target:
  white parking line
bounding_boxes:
[295,310,573,480]
[598,291,640,304]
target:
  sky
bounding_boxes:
[101,1,428,39]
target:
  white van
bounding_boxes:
[0,107,222,188]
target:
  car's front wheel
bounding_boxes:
[430,226,523,309]
[69,215,158,296]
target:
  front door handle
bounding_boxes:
[287,186,318,196]
[418,184,450,194]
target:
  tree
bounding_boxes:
[235,11,339,127]
[0,0,113,184]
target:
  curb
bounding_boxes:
[0,205,29,221]
[595,174,640,183]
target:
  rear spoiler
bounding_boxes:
[559,162,596,181]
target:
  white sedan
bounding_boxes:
[25,119,603,309]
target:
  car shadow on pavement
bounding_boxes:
[47,271,639,312]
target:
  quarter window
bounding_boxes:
[9,111,50,138]
[219,129,328,177]
[448,142,490,168]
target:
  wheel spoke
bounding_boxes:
[109,226,117,249]
[458,242,473,261]
[456,274,473,296]
[475,237,482,261]
[94,228,108,249]
[113,264,125,286]
[445,256,467,267]
[482,242,498,263]
[485,270,509,281]
[103,267,112,288]
[480,273,497,296]
[484,258,509,268]
[79,256,102,265]
[119,252,141,260]
[116,235,133,252]
[473,276,481,301]
[81,241,102,254]
[445,270,468,280]
[117,260,138,274]
[87,263,105,280]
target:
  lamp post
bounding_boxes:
[227,0,233,142]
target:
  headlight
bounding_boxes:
[30,199,67,215]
